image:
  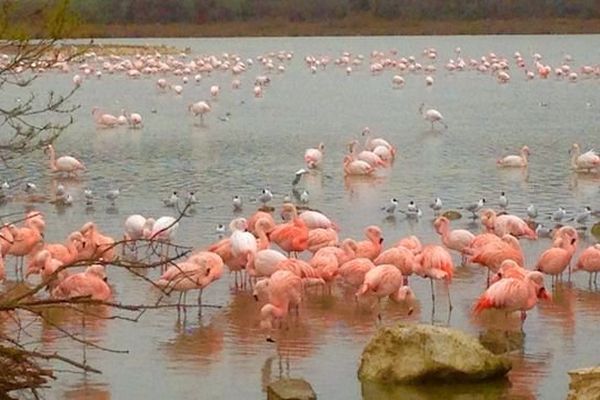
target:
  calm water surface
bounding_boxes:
[2,35,600,399]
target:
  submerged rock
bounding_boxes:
[567,366,600,400]
[358,324,511,384]
[361,379,509,400]
[267,378,317,400]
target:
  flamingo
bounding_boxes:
[123,214,155,254]
[91,107,119,128]
[349,140,386,168]
[354,226,383,260]
[156,252,223,310]
[298,210,337,230]
[414,245,454,312]
[127,112,143,128]
[79,222,116,263]
[395,235,423,255]
[229,217,257,269]
[356,264,411,319]
[343,155,374,176]
[469,234,524,284]
[536,237,577,286]
[569,143,600,172]
[304,143,325,169]
[480,209,537,239]
[189,101,211,124]
[576,244,600,285]
[52,265,111,301]
[307,228,338,254]
[210,85,220,98]
[373,246,419,284]
[497,145,530,167]
[338,258,375,287]
[6,224,43,280]
[257,270,303,338]
[44,145,85,175]
[473,270,550,326]
[269,204,309,257]
[26,231,85,276]
[419,103,447,130]
[433,216,475,263]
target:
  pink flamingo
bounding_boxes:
[576,244,600,285]
[52,265,111,301]
[6,224,43,280]
[247,211,275,235]
[354,225,383,260]
[433,216,475,263]
[394,235,423,255]
[356,264,410,320]
[27,231,85,276]
[189,101,211,124]
[473,270,550,326]
[307,228,338,254]
[269,203,309,257]
[343,154,374,176]
[304,143,325,169]
[374,246,419,284]
[414,245,454,312]
[338,258,375,287]
[349,140,386,168]
[469,234,524,284]
[570,143,600,172]
[258,270,303,340]
[91,107,119,128]
[310,238,358,283]
[275,258,324,287]
[79,222,116,262]
[156,252,223,310]
[480,209,537,239]
[535,237,577,286]
[44,144,85,175]
[298,210,338,230]
[497,145,530,167]
[36,250,69,291]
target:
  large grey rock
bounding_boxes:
[358,324,511,384]
[267,378,316,400]
[567,366,600,400]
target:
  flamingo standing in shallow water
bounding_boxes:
[433,216,475,263]
[343,155,374,176]
[304,143,325,169]
[269,203,309,257]
[473,270,550,327]
[569,143,600,172]
[356,264,412,321]
[91,107,119,128]
[414,245,454,312]
[52,265,111,301]
[419,103,447,130]
[576,244,600,285]
[44,144,85,175]
[497,145,530,167]
[354,226,383,260]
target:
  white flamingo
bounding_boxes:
[419,103,447,130]
[44,144,85,175]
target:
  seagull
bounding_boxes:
[526,204,538,220]
[1,181,9,191]
[63,193,74,206]
[406,201,418,214]
[259,188,273,205]
[55,184,65,197]
[429,197,443,214]
[283,195,291,203]
[551,207,566,223]
[406,207,423,219]
[106,189,120,206]
[216,224,226,237]
[84,189,94,205]
[232,195,243,211]
[535,223,554,238]
[24,182,37,193]
[573,206,592,225]
[498,192,508,210]
[299,190,310,204]
[465,198,486,218]
[292,168,308,186]
[163,191,179,207]
[382,198,399,215]
[185,191,198,207]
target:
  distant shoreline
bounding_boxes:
[67,17,600,38]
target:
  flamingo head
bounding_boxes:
[433,216,449,232]
[521,145,531,155]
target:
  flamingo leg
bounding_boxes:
[430,278,436,316]
[446,283,453,312]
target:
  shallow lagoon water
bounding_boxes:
[1,35,600,399]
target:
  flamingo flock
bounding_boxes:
[1,45,600,346]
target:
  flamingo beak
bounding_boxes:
[379,238,384,244]
[103,277,108,282]
[253,294,259,301]
[538,287,551,300]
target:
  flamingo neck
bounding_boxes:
[256,226,269,250]
[570,150,579,168]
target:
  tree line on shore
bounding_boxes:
[7,0,600,25]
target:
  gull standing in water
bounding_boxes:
[498,192,508,210]
[232,195,243,212]
[573,206,592,225]
[292,168,309,186]
[163,191,179,208]
[106,189,120,206]
[527,204,538,220]
[465,198,486,218]
[382,198,399,215]
[551,207,567,223]
[259,188,273,206]
[429,197,443,215]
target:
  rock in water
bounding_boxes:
[358,324,511,384]
[567,366,600,400]
[267,378,317,400]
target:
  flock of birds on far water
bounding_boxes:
[1,44,600,342]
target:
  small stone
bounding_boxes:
[567,366,600,400]
[267,378,317,400]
